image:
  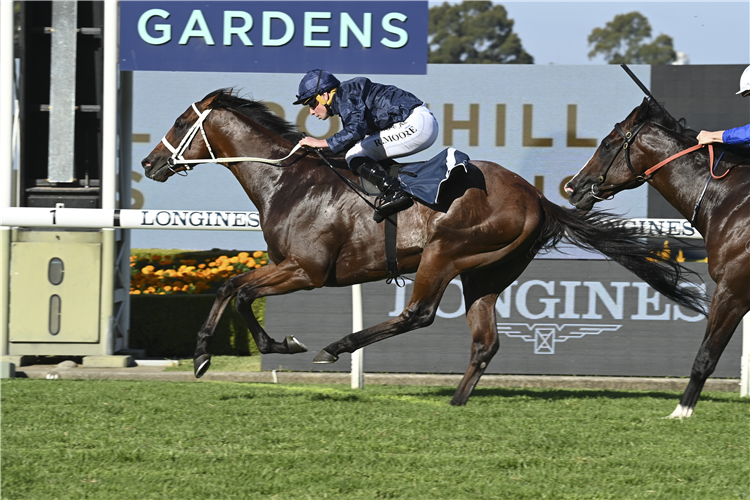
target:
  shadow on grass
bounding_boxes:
[418,386,738,404]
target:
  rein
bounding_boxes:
[312,149,399,225]
[161,102,304,174]
[161,100,396,223]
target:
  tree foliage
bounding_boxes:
[587,12,676,65]
[428,1,534,64]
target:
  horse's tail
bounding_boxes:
[535,196,709,316]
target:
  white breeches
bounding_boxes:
[345,105,439,166]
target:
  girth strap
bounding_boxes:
[384,164,400,280]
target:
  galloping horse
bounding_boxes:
[565,97,750,418]
[142,89,706,406]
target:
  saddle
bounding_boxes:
[364,148,471,280]
[359,148,471,204]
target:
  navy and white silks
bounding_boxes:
[324,77,439,166]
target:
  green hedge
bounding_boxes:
[129,295,262,358]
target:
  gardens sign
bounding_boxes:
[119,1,428,74]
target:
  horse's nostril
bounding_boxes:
[564,185,574,194]
[141,158,151,168]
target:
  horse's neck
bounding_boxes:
[640,129,707,224]
[211,115,296,216]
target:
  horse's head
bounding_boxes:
[141,91,224,182]
[141,88,305,183]
[564,97,654,210]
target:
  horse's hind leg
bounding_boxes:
[314,253,460,361]
[668,279,748,418]
[451,255,532,406]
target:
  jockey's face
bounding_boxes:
[308,92,331,120]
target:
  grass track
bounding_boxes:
[2,380,748,500]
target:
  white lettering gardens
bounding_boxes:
[136,9,409,49]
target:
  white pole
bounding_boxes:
[102,0,118,212]
[99,0,120,355]
[0,0,15,357]
[0,207,263,230]
[351,284,364,389]
[741,313,750,397]
[0,0,12,206]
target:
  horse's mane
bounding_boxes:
[645,98,750,160]
[202,88,305,143]
[645,99,698,141]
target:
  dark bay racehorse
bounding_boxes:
[143,89,707,406]
[565,97,750,418]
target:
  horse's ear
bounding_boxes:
[204,93,222,110]
[633,97,651,123]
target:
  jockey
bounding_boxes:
[697,65,750,145]
[293,69,439,221]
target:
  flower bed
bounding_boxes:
[130,250,268,294]
[129,249,268,358]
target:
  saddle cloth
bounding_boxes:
[360,148,470,204]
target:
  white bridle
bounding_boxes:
[161,102,303,175]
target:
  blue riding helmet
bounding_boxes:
[293,69,340,105]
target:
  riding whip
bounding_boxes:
[620,64,666,112]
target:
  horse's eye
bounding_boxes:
[174,119,185,129]
[601,139,611,151]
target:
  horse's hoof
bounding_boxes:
[313,350,339,364]
[194,355,211,378]
[285,335,308,354]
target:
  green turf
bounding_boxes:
[2,380,747,500]
[165,355,261,372]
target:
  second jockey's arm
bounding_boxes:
[299,137,329,149]
[697,130,725,145]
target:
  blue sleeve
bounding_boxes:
[326,81,369,155]
[722,124,750,144]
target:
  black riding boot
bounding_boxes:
[353,160,413,222]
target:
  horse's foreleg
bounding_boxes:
[235,286,307,355]
[667,281,748,418]
[194,260,320,377]
[193,270,257,376]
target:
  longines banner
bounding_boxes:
[262,261,741,378]
[119,1,428,74]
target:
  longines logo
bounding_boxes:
[497,323,621,355]
[388,278,708,355]
[389,279,707,322]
